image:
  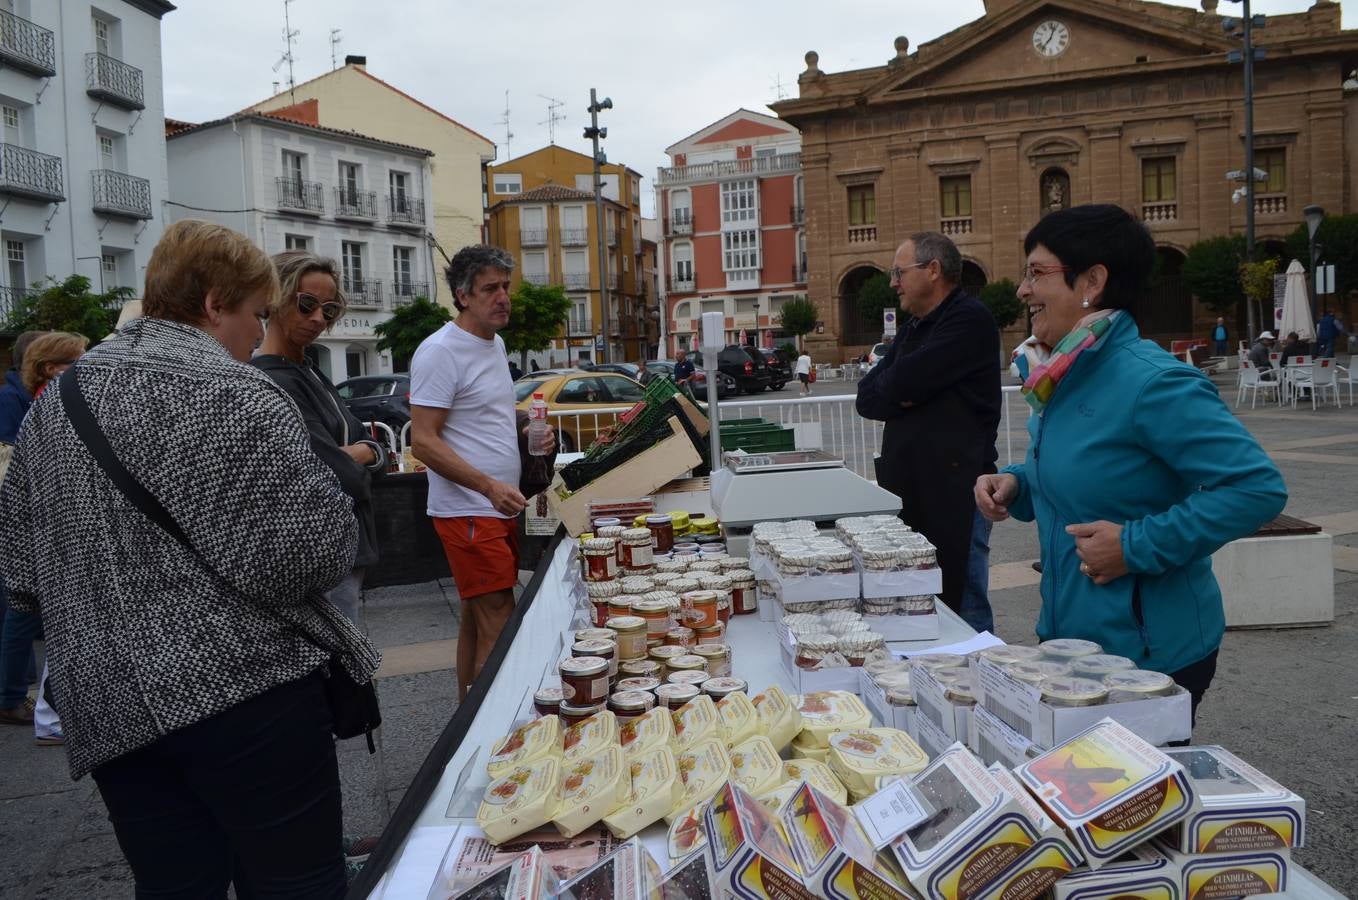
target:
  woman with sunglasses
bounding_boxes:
[974,204,1285,729]
[254,251,387,623]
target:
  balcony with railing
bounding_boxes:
[520,228,547,248]
[342,277,383,309]
[0,9,56,76]
[1255,195,1287,216]
[334,188,378,221]
[91,169,151,219]
[671,276,695,293]
[387,194,425,229]
[85,52,144,110]
[939,216,973,237]
[1142,201,1177,224]
[277,177,324,215]
[567,313,592,334]
[561,227,588,247]
[563,272,590,291]
[657,151,801,187]
[668,208,693,235]
[847,225,878,244]
[791,204,805,225]
[607,272,619,290]
[0,284,36,320]
[606,227,617,247]
[0,144,63,202]
[390,280,429,306]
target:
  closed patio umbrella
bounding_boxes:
[1278,260,1315,341]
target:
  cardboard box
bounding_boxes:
[913,708,953,759]
[778,623,864,693]
[889,743,1052,900]
[656,846,720,900]
[969,706,1040,770]
[860,568,942,600]
[909,663,972,744]
[868,611,940,642]
[555,836,662,900]
[548,416,703,536]
[1014,719,1197,869]
[1160,746,1305,854]
[1154,841,1289,899]
[772,570,862,605]
[704,781,818,899]
[857,669,919,741]
[441,845,562,900]
[974,763,1085,900]
[972,657,1192,749]
[1052,844,1183,900]
[781,782,916,900]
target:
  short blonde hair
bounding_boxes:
[270,250,346,326]
[143,220,279,324]
[22,331,88,393]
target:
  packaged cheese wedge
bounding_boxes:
[671,694,721,751]
[716,690,760,748]
[752,684,802,751]
[475,756,563,845]
[553,744,630,838]
[781,759,849,806]
[826,728,929,800]
[485,715,563,779]
[795,691,871,749]
[602,746,684,839]
[619,706,674,760]
[563,709,618,761]
[668,802,710,862]
[790,731,831,763]
[667,738,732,824]
[730,735,786,797]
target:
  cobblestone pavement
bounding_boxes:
[2,368,1355,898]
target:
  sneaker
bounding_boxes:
[35,731,64,746]
[0,700,34,726]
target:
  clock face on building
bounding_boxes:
[1032,20,1070,57]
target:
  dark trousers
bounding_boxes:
[1166,649,1219,746]
[0,573,41,708]
[92,671,347,900]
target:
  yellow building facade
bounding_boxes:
[249,57,495,303]
[486,145,649,363]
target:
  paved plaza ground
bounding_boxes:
[2,366,1356,898]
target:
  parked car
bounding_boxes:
[643,359,733,400]
[513,369,651,452]
[583,361,643,379]
[695,345,771,394]
[336,373,411,430]
[757,348,791,391]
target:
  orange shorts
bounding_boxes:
[432,516,521,600]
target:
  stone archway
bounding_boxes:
[960,260,987,295]
[1140,246,1193,341]
[838,265,888,345]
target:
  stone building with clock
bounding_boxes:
[770,0,1358,359]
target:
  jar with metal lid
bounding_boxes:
[1004,660,1073,686]
[604,615,647,661]
[559,656,610,706]
[582,538,619,582]
[1039,638,1103,660]
[648,645,687,669]
[619,659,662,680]
[697,572,732,594]
[694,624,725,645]
[572,638,618,682]
[1041,676,1109,707]
[692,643,731,678]
[666,653,707,677]
[645,514,675,553]
[664,626,695,649]
[575,627,614,644]
[1071,654,1137,678]
[619,528,654,569]
[667,670,709,690]
[616,676,661,694]
[607,689,656,720]
[701,676,746,699]
[978,645,1043,667]
[726,569,757,616]
[1102,669,1176,698]
[606,595,639,626]
[592,516,622,531]
[886,687,916,708]
[655,683,699,710]
[559,701,604,727]
[680,590,719,629]
[533,686,567,718]
[716,594,731,625]
[912,652,968,673]
[672,542,700,555]
[630,598,672,639]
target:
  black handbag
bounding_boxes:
[59,372,382,751]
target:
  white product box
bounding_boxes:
[773,570,862,605]
[909,664,972,744]
[1155,841,1289,899]
[1160,745,1306,854]
[865,611,940,642]
[913,709,952,760]
[1051,843,1182,900]
[860,567,942,600]
[972,657,1192,750]
[777,629,864,694]
[969,706,1039,770]
[975,763,1085,900]
[856,669,919,741]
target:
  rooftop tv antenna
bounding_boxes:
[771,73,789,101]
[538,94,566,144]
[497,90,513,160]
[329,28,342,70]
[271,0,299,102]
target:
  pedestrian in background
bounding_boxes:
[1316,310,1345,358]
[254,251,388,625]
[0,220,378,897]
[795,349,812,395]
[1212,316,1228,356]
[1249,331,1276,370]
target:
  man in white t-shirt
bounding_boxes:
[410,244,543,699]
[795,351,813,395]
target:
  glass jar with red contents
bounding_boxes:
[645,514,675,553]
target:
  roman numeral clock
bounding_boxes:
[1032,20,1070,58]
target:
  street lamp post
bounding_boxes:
[1304,203,1325,323]
[1224,1,1267,338]
[584,90,612,363]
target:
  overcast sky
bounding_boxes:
[162,0,1339,218]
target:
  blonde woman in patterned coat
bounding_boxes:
[0,220,379,899]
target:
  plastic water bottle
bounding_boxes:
[528,392,550,456]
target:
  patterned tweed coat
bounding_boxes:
[0,317,380,779]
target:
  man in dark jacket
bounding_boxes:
[856,233,1001,630]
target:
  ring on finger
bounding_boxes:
[1079,561,1091,574]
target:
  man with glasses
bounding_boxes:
[856,232,1001,632]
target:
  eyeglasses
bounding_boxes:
[297,291,344,322]
[1019,263,1072,285]
[889,262,929,281]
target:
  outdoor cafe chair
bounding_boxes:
[1236,360,1281,409]
[1336,364,1357,405]
[1291,358,1340,410]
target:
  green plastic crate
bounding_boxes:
[720,424,795,453]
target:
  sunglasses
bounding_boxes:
[297,291,344,322]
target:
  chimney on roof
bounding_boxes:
[345,54,367,69]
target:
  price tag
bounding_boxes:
[854,778,935,849]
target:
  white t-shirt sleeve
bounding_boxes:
[410,335,459,409]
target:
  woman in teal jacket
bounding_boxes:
[975,205,1286,720]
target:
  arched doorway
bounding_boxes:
[1040,167,1071,216]
[960,260,987,295]
[838,265,888,345]
[1139,247,1193,341]
[1259,238,1292,267]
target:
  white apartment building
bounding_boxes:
[0,0,172,322]
[166,113,436,381]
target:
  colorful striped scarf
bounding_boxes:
[1022,310,1121,414]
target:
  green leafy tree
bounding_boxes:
[854,272,897,326]
[1238,258,1279,317]
[777,296,818,350]
[3,275,133,344]
[502,281,571,370]
[1286,213,1358,302]
[374,296,450,371]
[1181,235,1246,314]
[977,278,1024,330]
